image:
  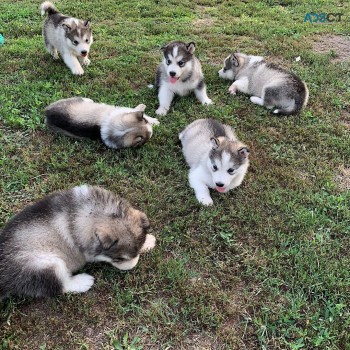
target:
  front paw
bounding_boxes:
[82,57,91,66]
[71,66,84,75]
[202,98,213,105]
[198,196,213,206]
[155,106,168,116]
[228,85,237,95]
[148,117,160,126]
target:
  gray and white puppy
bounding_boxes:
[40,1,93,75]
[155,41,212,115]
[218,53,309,115]
[179,119,249,205]
[0,185,156,299]
[45,97,159,149]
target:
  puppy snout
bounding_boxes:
[81,50,88,56]
[215,182,224,187]
[169,71,176,77]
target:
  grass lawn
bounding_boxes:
[0,0,349,349]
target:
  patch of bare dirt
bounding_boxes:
[335,165,350,191]
[312,35,350,62]
[339,110,350,131]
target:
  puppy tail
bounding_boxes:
[40,1,59,16]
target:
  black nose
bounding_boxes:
[81,50,87,55]
[215,182,224,187]
[169,71,176,77]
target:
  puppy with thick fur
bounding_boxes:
[155,41,212,115]
[0,185,156,299]
[179,119,249,205]
[218,52,309,115]
[45,97,159,149]
[40,1,93,75]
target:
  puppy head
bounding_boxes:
[87,188,155,270]
[62,19,93,58]
[160,41,195,83]
[218,53,245,80]
[102,104,155,149]
[207,137,250,193]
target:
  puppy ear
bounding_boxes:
[134,104,146,112]
[84,20,91,28]
[230,53,239,67]
[160,44,168,52]
[186,42,196,54]
[95,231,118,250]
[210,137,220,149]
[62,24,71,33]
[134,111,145,122]
[238,146,250,158]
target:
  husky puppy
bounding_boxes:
[40,1,93,75]
[155,41,212,115]
[179,119,250,205]
[218,53,309,115]
[0,185,156,299]
[45,97,159,149]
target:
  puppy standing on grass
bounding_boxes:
[155,41,212,116]
[45,97,159,149]
[40,1,93,75]
[0,185,156,299]
[218,53,309,115]
[179,119,250,206]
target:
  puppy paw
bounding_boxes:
[82,57,91,66]
[140,234,156,253]
[144,116,160,126]
[64,273,95,293]
[202,98,213,105]
[155,107,168,116]
[228,85,237,95]
[71,66,84,75]
[198,197,213,206]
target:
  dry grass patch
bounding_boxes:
[312,34,350,63]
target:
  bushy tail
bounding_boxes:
[40,1,59,16]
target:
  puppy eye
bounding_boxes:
[212,164,218,172]
[73,40,79,46]
[178,61,185,67]
[223,68,227,72]
[166,59,171,65]
[85,39,89,43]
[228,168,235,175]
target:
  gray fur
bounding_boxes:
[179,119,250,205]
[218,53,309,115]
[44,97,159,149]
[0,185,156,299]
[40,1,93,75]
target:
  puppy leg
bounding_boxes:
[228,77,249,95]
[189,170,213,206]
[156,86,174,115]
[194,80,212,105]
[250,96,264,106]
[62,52,84,75]
[63,273,95,293]
[143,115,160,126]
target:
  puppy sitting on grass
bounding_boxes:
[0,185,156,299]
[218,52,309,115]
[40,1,93,75]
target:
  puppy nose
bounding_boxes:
[169,71,176,77]
[81,50,87,55]
[215,182,224,187]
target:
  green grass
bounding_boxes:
[0,0,350,349]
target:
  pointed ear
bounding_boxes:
[210,137,220,149]
[62,23,71,33]
[134,111,144,122]
[238,146,250,158]
[230,53,239,67]
[134,104,146,112]
[84,20,91,28]
[95,231,118,250]
[160,44,168,52]
[186,42,196,54]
